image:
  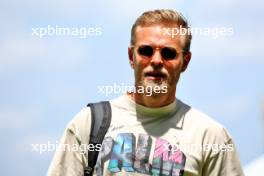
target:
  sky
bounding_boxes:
[0,0,264,175]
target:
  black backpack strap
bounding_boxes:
[84,101,112,176]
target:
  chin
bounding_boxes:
[143,79,169,97]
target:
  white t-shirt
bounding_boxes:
[47,94,244,176]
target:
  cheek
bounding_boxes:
[134,57,149,70]
[133,58,146,79]
[165,60,182,73]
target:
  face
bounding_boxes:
[128,24,191,97]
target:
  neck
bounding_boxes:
[128,88,176,108]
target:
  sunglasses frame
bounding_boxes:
[130,44,187,60]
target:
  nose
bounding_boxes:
[150,50,164,69]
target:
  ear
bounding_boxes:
[128,47,135,69]
[181,52,191,72]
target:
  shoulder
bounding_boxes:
[65,107,92,145]
[178,100,232,144]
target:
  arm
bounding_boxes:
[47,108,91,176]
[202,128,244,176]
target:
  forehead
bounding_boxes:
[134,24,184,48]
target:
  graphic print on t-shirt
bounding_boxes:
[95,133,186,176]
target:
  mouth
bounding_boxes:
[144,71,167,81]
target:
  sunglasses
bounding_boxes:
[132,45,184,60]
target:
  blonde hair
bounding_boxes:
[130,9,192,52]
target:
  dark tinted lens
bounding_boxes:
[161,47,177,60]
[137,45,153,57]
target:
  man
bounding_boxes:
[48,9,244,176]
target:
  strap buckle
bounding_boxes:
[84,166,93,174]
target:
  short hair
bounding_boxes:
[130,9,192,52]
